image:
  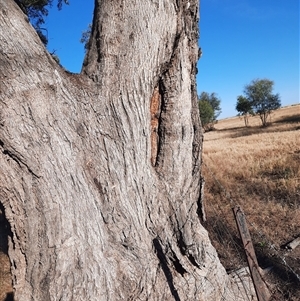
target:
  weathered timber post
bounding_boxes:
[233,206,271,301]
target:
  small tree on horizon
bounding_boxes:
[236,95,253,127]
[198,92,221,130]
[198,100,214,130]
[243,79,281,127]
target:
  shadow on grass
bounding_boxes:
[275,115,300,123]
[242,178,300,209]
[203,217,248,270]
[256,248,300,300]
[214,123,300,139]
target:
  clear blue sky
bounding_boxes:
[44,0,299,119]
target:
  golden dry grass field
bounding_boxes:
[202,104,300,300]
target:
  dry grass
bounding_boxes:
[202,104,300,300]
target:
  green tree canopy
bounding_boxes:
[244,79,281,126]
[199,92,221,119]
[198,100,214,129]
[235,95,253,127]
[15,0,69,45]
[198,92,221,130]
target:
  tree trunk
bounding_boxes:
[0,1,251,300]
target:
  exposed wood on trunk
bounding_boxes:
[150,86,161,166]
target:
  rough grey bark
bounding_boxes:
[0,0,252,300]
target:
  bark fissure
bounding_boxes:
[0,140,40,178]
[160,31,183,77]
[0,202,14,300]
[197,177,206,222]
[167,246,187,276]
[153,238,181,301]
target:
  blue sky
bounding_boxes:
[44,1,299,119]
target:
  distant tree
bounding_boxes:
[244,79,281,127]
[198,92,221,130]
[198,100,214,130]
[15,0,69,45]
[199,92,221,120]
[235,95,253,127]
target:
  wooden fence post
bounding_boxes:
[233,205,270,301]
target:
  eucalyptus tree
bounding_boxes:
[198,99,214,130]
[244,79,281,126]
[0,1,251,300]
[236,95,253,127]
[198,91,222,121]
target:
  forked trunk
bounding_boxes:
[0,0,251,300]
